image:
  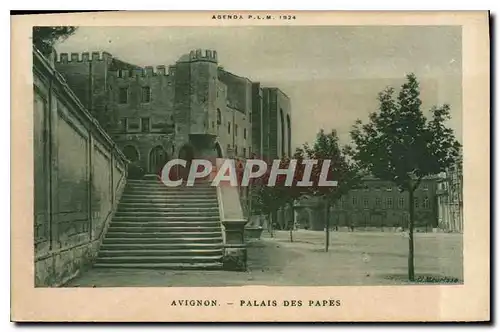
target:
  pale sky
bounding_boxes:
[56,26,462,148]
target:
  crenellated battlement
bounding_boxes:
[179,49,218,63]
[189,49,218,63]
[113,65,172,78]
[56,51,112,63]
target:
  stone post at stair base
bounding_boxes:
[222,219,248,271]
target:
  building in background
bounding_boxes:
[54,49,292,177]
[293,176,440,232]
[436,160,464,233]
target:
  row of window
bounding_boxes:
[227,144,251,158]
[215,109,248,139]
[121,117,174,133]
[118,86,154,104]
[355,183,430,192]
[334,196,431,210]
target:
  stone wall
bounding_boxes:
[33,48,128,287]
[262,88,292,159]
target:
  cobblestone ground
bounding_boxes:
[66,230,463,287]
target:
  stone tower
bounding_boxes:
[173,49,220,160]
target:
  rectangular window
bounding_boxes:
[228,122,231,134]
[422,183,429,191]
[122,118,128,132]
[235,145,238,155]
[352,196,358,207]
[243,148,247,157]
[235,124,238,137]
[414,197,420,209]
[128,118,140,132]
[399,197,405,209]
[363,197,369,208]
[141,86,151,103]
[244,128,247,139]
[375,197,382,208]
[119,87,128,104]
[386,197,393,209]
[141,117,150,132]
[227,144,231,153]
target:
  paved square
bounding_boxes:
[66,230,463,287]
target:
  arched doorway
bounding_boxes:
[122,145,140,163]
[148,146,169,175]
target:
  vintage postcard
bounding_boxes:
[11,11,490,322]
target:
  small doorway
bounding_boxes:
[149,146,168,175]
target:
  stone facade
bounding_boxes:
[54,49,292,178]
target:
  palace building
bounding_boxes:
[54,49,292,176]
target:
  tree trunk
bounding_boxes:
[268,212,274,238]
[325,201,330,252]
[408,189,415,281]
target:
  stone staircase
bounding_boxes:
[94,178,224,269]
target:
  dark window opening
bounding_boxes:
[217,109,222,125]
[119,87,128,104]
[141,118,150,132]
[122,118,128,132]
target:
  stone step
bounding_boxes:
[100,242,223,250]
[107,226,222,233]
[105,231,222,239]
[121,193,217,200]
[95,255,223,264]
[117,206,220,213]
[112,216,219,222]
[102,237,223,244]
[118,202,219,209]
[123,190,216,196]
[126,179,213,186]
[110,221,221,227]
[124,185,216,193]
[114,211,219,217]
[119,198,217,204]
[93,262,223,270]
[98,248,223,257]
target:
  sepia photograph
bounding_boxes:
[12,11,489,322]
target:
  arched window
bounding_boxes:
[122,145,139,162]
